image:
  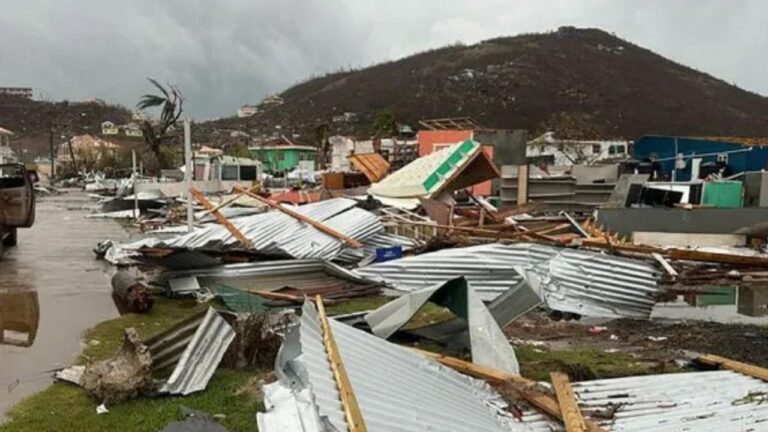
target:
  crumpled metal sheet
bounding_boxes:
[354,243,660,319]
[154,308,235,396]
[364,277,519,374]
[257,301,527,432]
[161,259,374,294]
[570,370,768,432]
[157,198,388,262]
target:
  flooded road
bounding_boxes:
[0,191,128,419]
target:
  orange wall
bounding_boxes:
[416,129,493,196]
[417,130,473,156]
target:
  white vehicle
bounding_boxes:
[0,163,36,257]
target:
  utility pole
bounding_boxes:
[49,128,55,179]
[132,149,139,220]
[184,119,193,232]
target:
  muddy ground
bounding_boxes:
[507,311,768,371]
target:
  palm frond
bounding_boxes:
[146,77,170,99]
[137,94,167,110]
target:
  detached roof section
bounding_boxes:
[368,139,499,208]
[348,152,390,182]
[257,301,522,432]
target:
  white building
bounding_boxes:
[131,110,150,122]
[237,105,259,118]
[123,122,144,137]
[0,126,16,163]
[527,132,631,166]
[328,135,418,171]
[101,121,119,135]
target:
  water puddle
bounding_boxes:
[652,285,768,324]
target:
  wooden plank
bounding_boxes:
[251,290,337,305]
[316,296,368,432]
[668,249,768,267]
[196,185,260,220]
[413,349,606,432]
[652,252,678,277]
[189,188,253,248]
[698,354,768,381]
[550,372,588,432]
[517,164,528,205]
[234,187,363,248]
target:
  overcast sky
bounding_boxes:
[1,0,766,119]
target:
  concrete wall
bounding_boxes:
[633,232,746,248]
[596,207,768,236]
[473,129,527,166]
[135,180,254,197]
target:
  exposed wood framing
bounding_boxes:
[413,349,606,432]
[652,252,678,277]
[667,249,768,267]
[316,296,368,432]
[189,187,253,248]
[517,164,529,205]
[550,372,588,432]
[251,290,338,305]
[234,187,363,248]
[195,185,260,220]
[699,354,768,381]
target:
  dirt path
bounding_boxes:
[0,191,128,420]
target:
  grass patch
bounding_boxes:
[325,295,388,315]
[326,296,455,329]
[78,297,207,363]
[1,297,265,432]
[1,370,263,432]
[516,345,670,382]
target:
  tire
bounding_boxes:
[2,228,17,247]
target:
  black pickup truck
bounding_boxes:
[0,163,36,256]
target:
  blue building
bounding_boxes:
[633,135,768,181]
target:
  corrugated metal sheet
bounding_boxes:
[354,243,660,319]
[348,153,390,182]
[145,308,235,395]
[571,370,768,432]
[258,301,530,432]
[163,259,374,293]
[365,277,520,374]
[158,198,389,262]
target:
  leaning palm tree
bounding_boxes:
[136,78,184,170]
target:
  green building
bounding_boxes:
[248,141,318,174]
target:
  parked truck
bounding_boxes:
[0,163,36,257]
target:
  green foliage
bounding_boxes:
[370,109,397,137]
[224,143,251,159]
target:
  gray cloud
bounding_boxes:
[1,0,766,119]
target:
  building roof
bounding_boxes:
[348,153,390,182]
[63,134,121,149]
[418,116,485,131]
[249,135,317,152]
[641,134,768,147]
[0,126,14,136]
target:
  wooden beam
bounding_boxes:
[316,296,367,432]
[251,290,337,305]
[517,164,529,205]
[652,252,678,277]
[234,187,363,248]
[413,349,606,432]
[667,249,768,268]
[195,185,260,220]
[189,188,253,248]
[699,354,768,381]
[550,372,588,432]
